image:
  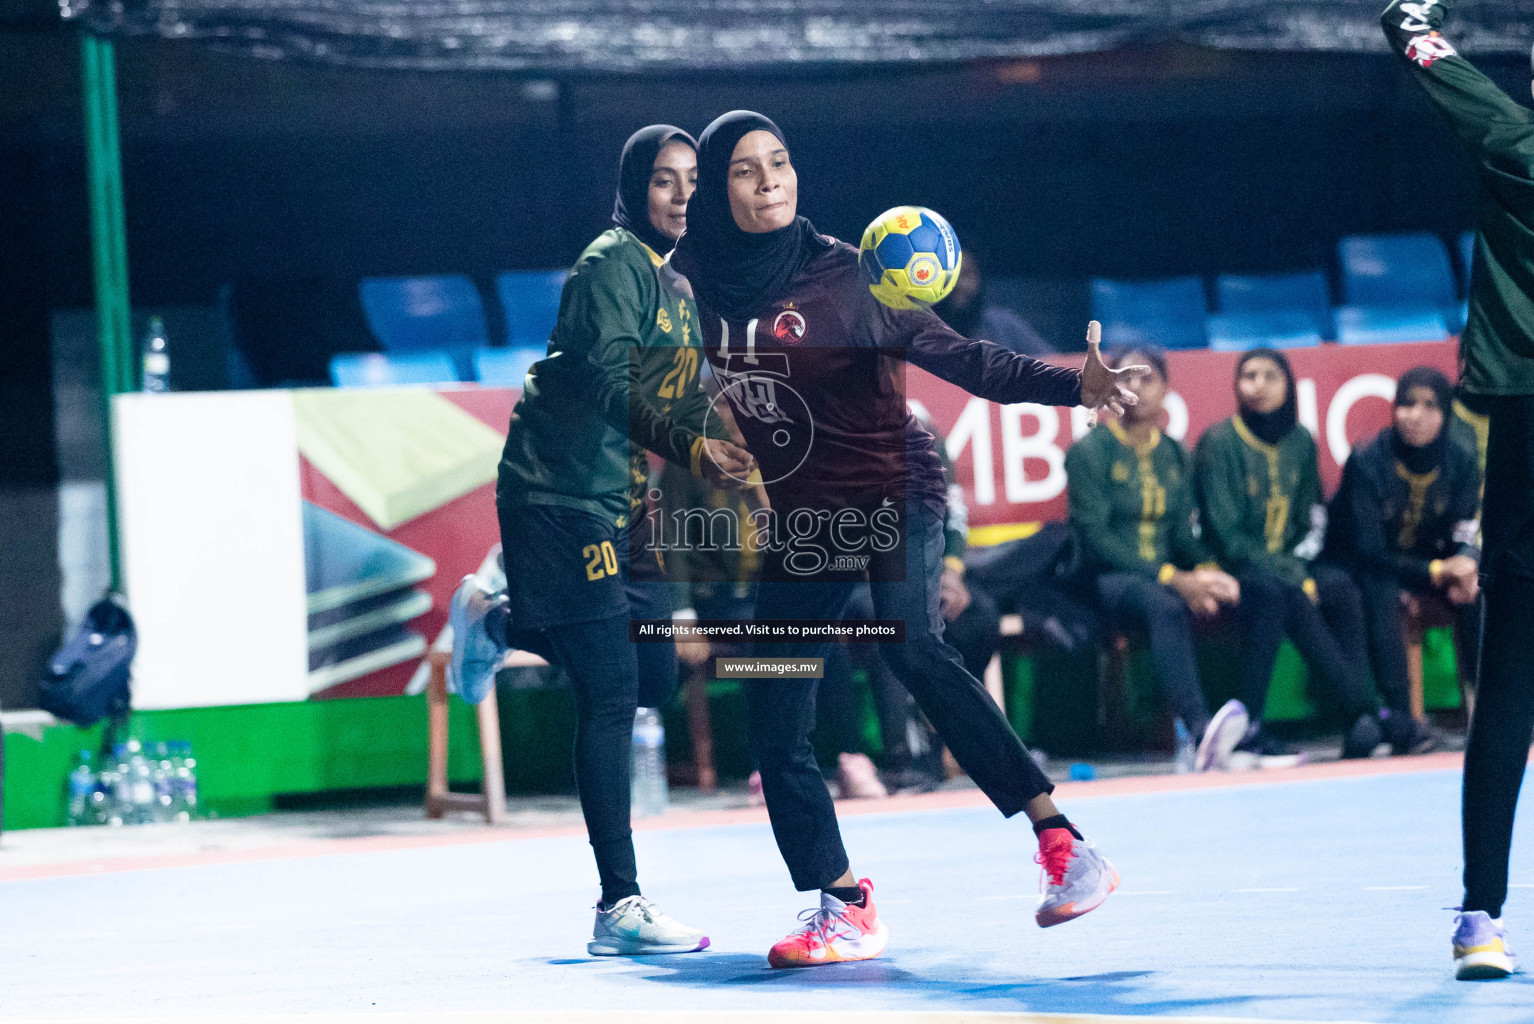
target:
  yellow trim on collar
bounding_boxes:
[1230,414,1281,455]
[636,239,665,268]
[1107,419,1162,456]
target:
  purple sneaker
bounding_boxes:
[1195,699,1249,772]
[1454,911,1516,980]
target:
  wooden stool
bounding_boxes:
[424,647,530,826]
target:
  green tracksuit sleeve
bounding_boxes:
[573,254,703,469]
[670,346,729,442]
[1066,436,1159,578]
[1382,0,1534,157]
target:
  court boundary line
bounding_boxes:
[3,1012,1381,1024]
[0,751,1481,884]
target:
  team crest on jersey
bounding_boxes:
[1405,31,1456,68]
[657,308,674,334]
[773,307,807,344]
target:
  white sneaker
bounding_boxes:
[588,895,710,956]
[1195,699,1249,772]
[447,575,506,705]
[1035,829,1119,927]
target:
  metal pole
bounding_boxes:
[81,32,132,589]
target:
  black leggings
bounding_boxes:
[822,583,1002,766]
[1094,573,1210,737]
[514,606,679,908]
[1463,575,1534,916]
[1236,564,1375,722]
[747,505,1052,891]
[1463,395,1534,918]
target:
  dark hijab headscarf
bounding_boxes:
[1392,365,1455,475]
[1235,347,1299,445]
[611,124,697,258]
[672,110,833,323]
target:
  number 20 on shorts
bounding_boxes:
[583,541,619,581]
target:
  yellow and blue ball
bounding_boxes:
[858,206,962,310]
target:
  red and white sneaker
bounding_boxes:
[1034,828,1119,928]
[767,878,889,968]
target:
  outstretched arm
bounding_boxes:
[891,298,1140,413]
[1381,0,1534,157]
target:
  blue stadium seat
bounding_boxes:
[329,351,461,387]
[1206,312,1323,352]
[1090,276,1208,350]
[1215,270,1329,314]
[474,346,542,388]
[1458,229,1475,290]
[497,270,568,347]
[1333,306,1448,346]
[358,275,490,354]
[1338,233,1456,310]
[1214,271,1331,337]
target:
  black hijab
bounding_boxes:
[611,124,697,258]
[1236,348,1299,446]
[672,110,833,323]
[1391,365,1455,475]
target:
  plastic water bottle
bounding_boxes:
[630,708,668,818]
[1173,718,1196,775]
[66,751,96,827]
[172,741,198,821]
[103,743,130,826]
[125,739,156,824]
[141,316,170,393]
[151,742,176,822]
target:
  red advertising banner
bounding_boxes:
[905,341,1459,540]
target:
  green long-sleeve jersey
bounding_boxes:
[1383,0,1534,395]
[1067,421,1208,580]
[498,228,722,525]
[1194,417,1324,586]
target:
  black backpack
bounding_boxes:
[40,595,136,727]
[962,522,1103,652]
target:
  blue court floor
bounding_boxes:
[4,766,1531,1023]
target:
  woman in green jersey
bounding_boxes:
[451,125,752,956]
[1194,348,1382,763]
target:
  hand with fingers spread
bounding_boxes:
[1079,320,1147,418]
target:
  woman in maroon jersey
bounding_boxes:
[670,110,1142,968]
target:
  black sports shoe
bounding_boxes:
[1380,710,1440,756]
[1234,724,1293,758]
[1342,712,1384,759]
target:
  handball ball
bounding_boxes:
[858,206,962,310]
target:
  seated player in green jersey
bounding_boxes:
[1193,349,1384,764]
[1066,344,1248,772]
[1323,366,1480,756]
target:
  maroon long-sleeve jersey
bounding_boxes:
[671,239,1083,516]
